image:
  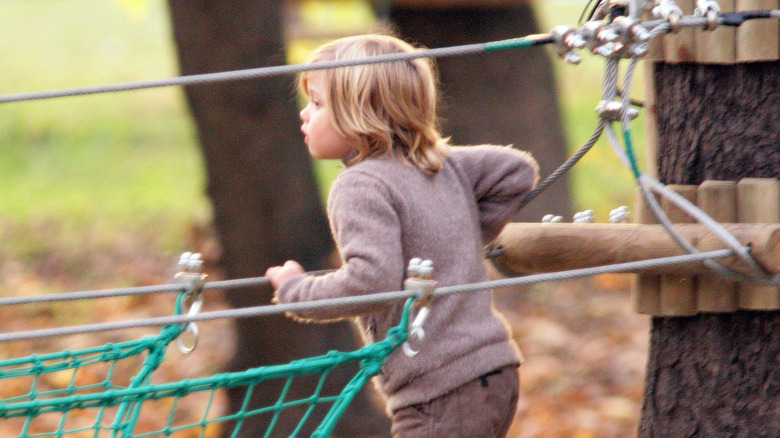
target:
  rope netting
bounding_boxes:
[0,292,413,438]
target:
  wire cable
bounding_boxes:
[0,35,551,104]
[0,248,738,343]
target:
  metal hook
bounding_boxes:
[402,306,430,357]
[174,252,207,354]
[177,318,200,354]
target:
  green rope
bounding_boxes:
[0,296,414,437]
[484,34,553,52]
[623,129,642,179]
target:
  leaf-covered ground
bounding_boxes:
[0,229,649,437]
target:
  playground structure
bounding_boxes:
[1,0,779,436]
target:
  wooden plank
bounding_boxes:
[694,0,737,63]
[659,185,698,316]
[736,0,780,61]
[737,178,780,309]
[696,180,739,312]
[663,0,697,62]
[633,187,661,314]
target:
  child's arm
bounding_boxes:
[272,171,404,321]
[460,145,540,243]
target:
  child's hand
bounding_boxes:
[265,260,305,290]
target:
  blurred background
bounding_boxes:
[0,0,649,436]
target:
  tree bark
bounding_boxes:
[387,4,573,222]
[166,1,390,436]
[639,61,780,437]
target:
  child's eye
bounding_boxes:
[311,99,321,108]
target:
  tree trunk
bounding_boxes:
[387,4,573,222]
[639,61,780,437]
[166,1,390,436]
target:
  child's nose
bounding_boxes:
[299,107,308,122]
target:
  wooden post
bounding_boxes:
[737,178,780,309]
[633,187,661,314]
[643,62,660,180]
[695,0,737,63]
[663,0,697,62]
[644,8,665,61]
[736,0,780,61]
[696,181,739,311]
[659,185,698,315]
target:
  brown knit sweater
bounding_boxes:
[275,144,539,412]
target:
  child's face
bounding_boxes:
[300,72,352,160]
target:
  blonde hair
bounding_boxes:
[299,34,450,174]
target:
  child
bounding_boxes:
[265,34,539,437]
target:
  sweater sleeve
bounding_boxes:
[457,145,539,243]
[274,170,405,321]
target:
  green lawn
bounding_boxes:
[0,0,204,261]
[0,0,646,267]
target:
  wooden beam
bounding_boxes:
[491,222,780,276]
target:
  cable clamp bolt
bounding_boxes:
[581,21,625,58]
[609,206,631,223]
[694,0,721,30]
[653,0,684,33]
[609,0,630,12]
[174,252,207,354]
[542,214,564,223]
[596,100,639,122]
[402,258,436,357]
[551,25,585,65]
[613,17,653,43]
[573,210,596,223]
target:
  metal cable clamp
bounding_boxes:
[402,258,436,357]
[695,0,721,30]
[551,25,587,65]
[174,252,207,354]
[652,0,684,32]
[596,100,640,122]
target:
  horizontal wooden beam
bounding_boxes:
[490,222,780,276]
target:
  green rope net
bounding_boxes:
[0,294,413,438]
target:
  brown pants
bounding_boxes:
[390,365,520,438]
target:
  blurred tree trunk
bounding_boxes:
[166,1,390,437]
[639,61,780,436]
[387,4,573,222]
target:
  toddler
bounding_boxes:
[266,34,538,437]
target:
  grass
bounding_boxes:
[0,0,205,260]
[0,0,647,270]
